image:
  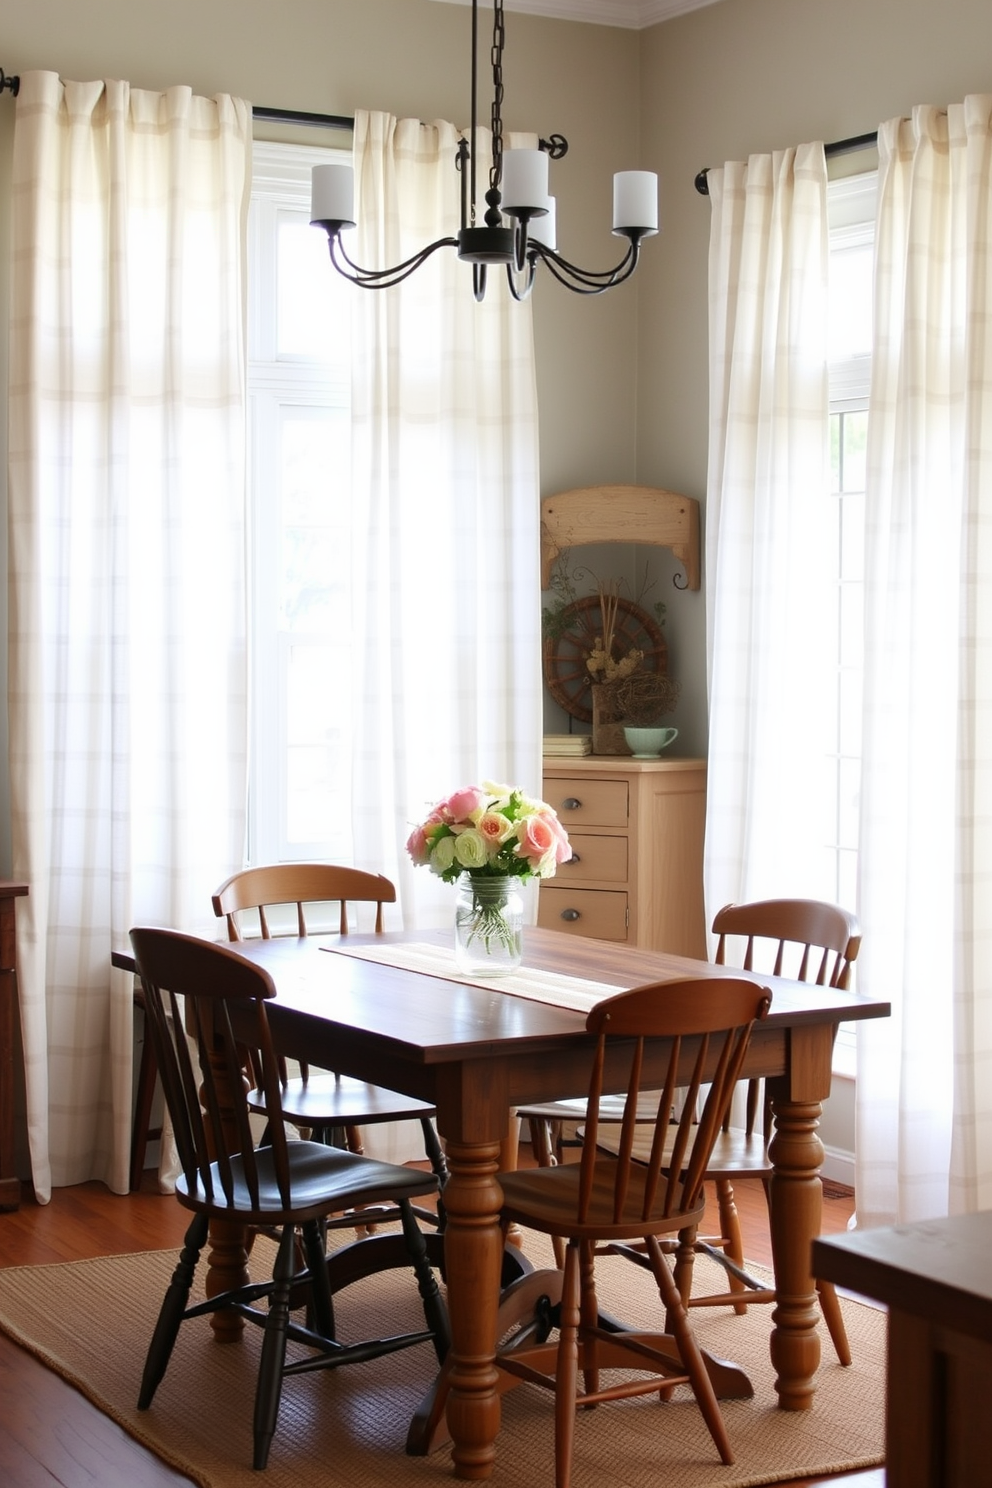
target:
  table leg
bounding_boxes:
[766,1096,825,1409]
[440,1137,505,1481]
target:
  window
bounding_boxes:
[247,141,355,865]
[825,170,876,1072]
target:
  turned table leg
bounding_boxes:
[441,1137,506,1481]
[766,1096,825,1409]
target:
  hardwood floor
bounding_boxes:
[0,1171,884,1488]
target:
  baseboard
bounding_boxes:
[820,1144,855,1190]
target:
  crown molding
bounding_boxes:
[428,0,724,30]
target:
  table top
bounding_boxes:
[213,926,890,1066]
[813,1209,992,1341]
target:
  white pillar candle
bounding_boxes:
[527,196,557,251]
[612,170,658,235]
[311,163,356,226]
[501,149,549,214]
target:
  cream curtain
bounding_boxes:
[855,96,992,1224]
[346,110,543,934]
[8,73,251,1200]
[703,146,834,917]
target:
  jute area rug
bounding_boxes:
[0,1228,885,1488]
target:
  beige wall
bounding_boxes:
[0,0,990,857]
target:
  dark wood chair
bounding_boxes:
[129,926,449,1471]
[599,898,860,1366]
[212,864,448,1212]
[490,976,772,1485]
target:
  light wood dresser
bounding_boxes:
[539,757,707,958]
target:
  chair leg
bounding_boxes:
[528,1119,567,1270]
[554,1241,580,1488]
[646,1235,734,1466]
[714,1176,749,1314]
[399,1199,451,1365]
[252,1225,296,1470]
[817,1278,852,1366]
[138,1212,208,1409]
[578,1240,600,1402]
[300,1218,336,1340]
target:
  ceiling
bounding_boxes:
[429,0,725,30]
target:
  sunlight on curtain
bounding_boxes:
[703,145,833,919]
[346,110,543,937]
[7,73,251,1199]
[855,95,992,1224]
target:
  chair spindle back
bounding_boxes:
[577,977,772,1226]
[130,927,296,1212]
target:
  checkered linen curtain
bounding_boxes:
[346,110,543,939]
[856,96,992,1223]
[702,145,833,914]
[7,73,251,1200]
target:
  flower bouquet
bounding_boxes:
[406,782,572,974]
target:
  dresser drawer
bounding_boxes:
[537,886,628,941]
[558,833,628,884]
[545,778,629,829]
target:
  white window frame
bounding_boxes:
[247,140,354,867]
[827,169,876,1078]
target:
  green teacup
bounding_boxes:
[622,726,678,758]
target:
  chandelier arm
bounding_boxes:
[505,259,537,303]
[531,239,640,295]
[328,231,460,289]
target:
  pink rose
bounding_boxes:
[406,823,432,866]
[440,786,486,825]
[545,810,573,864]
[515,813,557,866]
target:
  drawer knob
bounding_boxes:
[567,852,580,864]
[560,908,581,922]
[561,797,582,811]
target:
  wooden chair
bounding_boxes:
[129,926,449,1471]
[600,898,860,1366]
[490,976,772,1486]
[212,864,448,1211]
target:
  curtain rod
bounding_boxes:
[694,129,879,196]
[252,105,353,131]
[0,75,353,133]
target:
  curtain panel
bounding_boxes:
[8,73,251,1199]
[856,95,992,1223]
[346,110,544,937]
[703,145,833,920]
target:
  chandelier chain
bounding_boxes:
[489,0,505,194]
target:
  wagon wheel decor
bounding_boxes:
[542,595,667,724]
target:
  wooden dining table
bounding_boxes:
[180,924,890,1482]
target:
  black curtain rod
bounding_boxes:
[694,129,879,196]
[0,75,354,133]
[252,105,353,132]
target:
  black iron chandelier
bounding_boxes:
[310,0,658,302]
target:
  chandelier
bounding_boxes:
[309,0,658,302]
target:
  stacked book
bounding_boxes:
[542,734,592,758]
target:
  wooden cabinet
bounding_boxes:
[814,1212,992,1488]
[539,758,706,958]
